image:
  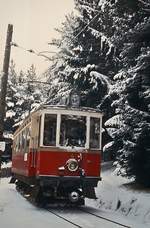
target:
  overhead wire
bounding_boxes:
[73,12,100,42]
[10,42,54,61]
[47,9,101,47]
[11,10,101,59]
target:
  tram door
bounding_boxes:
[30,115,40,174]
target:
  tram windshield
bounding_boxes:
[60,115,86,147]
[43,113,101,149]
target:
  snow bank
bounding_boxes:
[86,166,150,227]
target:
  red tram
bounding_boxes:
[11,104,103,205]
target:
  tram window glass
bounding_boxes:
[19,132,22,152]
[60,115,86,147]
[25,127,30,153]
[18,134,21,151]
[15,134,21,152]
[43,114,57,146]
[90,117,100,149]
[22,130,26,153]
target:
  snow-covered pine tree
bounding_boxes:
[103,0,150,186]
[5,63,27,131]
[26,64,37,94]
[46,0,120,107]
[2,62,46,161]
[24,64,42,112]
[122,19,150,186]
[5,63,44,131]
[0,60,17,162]
[44,61,71,105]
[18,70,26,84]
[5,60,19,135]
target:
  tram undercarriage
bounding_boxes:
[12,174,100,206]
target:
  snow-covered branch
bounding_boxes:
[90,71,112,92]
[138,0,150,7]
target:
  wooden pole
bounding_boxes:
[0,24,13,140]
[0,24,13,173]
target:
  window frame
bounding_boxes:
[43,113,57,147]
[13,122,31,154]
[90,117,101,150]
[40,109,102,150]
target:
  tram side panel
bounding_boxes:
[27,115,40,177]
[12,134,29,177]
[12,115,40,179]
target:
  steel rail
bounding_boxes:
[16,186,131,228]
[47,208,83,228]
[79,208,131,228]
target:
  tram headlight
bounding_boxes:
[67,159,79,172]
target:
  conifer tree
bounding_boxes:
[5,63,44,131]
[103,0,150,186]
[47,0,119,107]
[24,64,41,112]
[5,60,18,134]
[26,64,37,94]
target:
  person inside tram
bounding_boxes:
[66,127,85,147]
[60,119,86,147]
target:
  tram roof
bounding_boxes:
[35,104,103,114]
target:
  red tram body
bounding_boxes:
[12,105,103,205]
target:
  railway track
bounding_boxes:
[47,208,82,228]
[17,187,131,228]
[46,206,131,228]
[79,207,131,228]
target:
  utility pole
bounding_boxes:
[0,24,13,175]
[0,24,13,140]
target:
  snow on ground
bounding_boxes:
[0,162,150,227]
[0,178,74,228]
[86,163,150,227]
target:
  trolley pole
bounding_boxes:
[0,24,13,173]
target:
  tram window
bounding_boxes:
[22,130,26,153]
[18,134,21,151]
[25,127,30,153]
[90,117,100,149]
[43,114,57,146]
[60,115,86,147]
